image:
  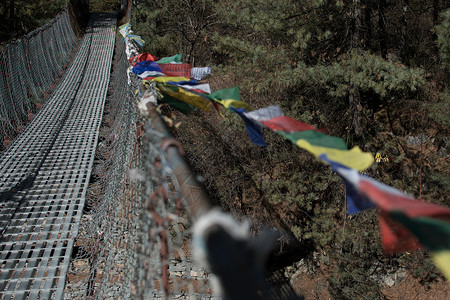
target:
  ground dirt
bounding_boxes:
[290,267,449,300]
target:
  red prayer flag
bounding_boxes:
[260,116,317,132]
[359,179,450,253]
[129,53,155,66]
[158,63,191,78]
[359,179,450,219]
[380,211,422,254]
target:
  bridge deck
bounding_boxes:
[0,13,116,299]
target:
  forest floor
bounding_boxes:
[290,265,449,299]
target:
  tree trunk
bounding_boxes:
[350,0,363,136]
[378,0,388,59]
[9,0,15,30]
[401,0,409,64]
[2,1,7,19]
[351,0,362,50]
[364,1,372,50]
[432,0,439,27]
[349,88,363,136]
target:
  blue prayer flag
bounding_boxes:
[231,107,266,146]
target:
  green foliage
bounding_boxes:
[425,91,450,126]
[327,214,384,300]
[284,51,425,99]
[0,0,68,42]
[411,255,441,285]
[329,262,380,300]
[435,9,450,71]
[90,0,120,12]
[133,0,449,297]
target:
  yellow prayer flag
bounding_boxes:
[296,140,374,170]
[431,251,450,281]
[151,77,190,83]
[213,99,251,111]
[157,84,212,111]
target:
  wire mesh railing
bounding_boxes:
[0,6,78,149]
[66,32,219,298]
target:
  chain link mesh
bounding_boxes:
[0,6,77,146]
[65,34,215,298]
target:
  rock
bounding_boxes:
[406,135,428,146]
[169,271,183,277]
[191,270,205,277]
[384,275,395,287]
[170,265,186,272]
[395,270,406,282]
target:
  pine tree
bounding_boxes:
[0,0,67,43]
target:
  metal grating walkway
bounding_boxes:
[0,13,116,299]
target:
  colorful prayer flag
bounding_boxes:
[151,77,190,83]
[156,83,212,111]
[261,116,318,132]
[332,164,450,280]
[133,61,163,75]
[156,54,183,64]
[119,23,130,38]
[431,251,450,281]
[159,63,191,78]
[177,83,211,94]
[138,71,166,78]
[208,87,251,110]
[243,106,284,122]
[129,53,154,66]
[191,67,211,80]
[128,35,144,49]
[231,107,266,146]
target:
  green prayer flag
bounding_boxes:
[156,54,183,64]
[390,210,450,251]
[278,130,347,150]
[160,94,197,115]
[208,87,241,101]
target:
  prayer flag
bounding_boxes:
[431,252,450,281]
[177,83,211,94]
[156,54,183,64]
[191,67,212,80]
[133,61,163,75]
[129,53,154,66]
[167,79,198,86]
[159,63,191,78]
[208,87,251,110]
[278,130,347,150]
[333,165,450,280]
[119,23,130,38]
[129,35,144,49]
[261,116,318,133]
[156,83,212,111]
[297,141,373,170]
[231,107,266,146]
[151,77,190,83]
[138,71,166,78]
[244,106,284,122]
[209,87,240,100]
[322,157,375,214]
[359,179,450,251]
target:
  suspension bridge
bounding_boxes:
[0,10,118,298]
